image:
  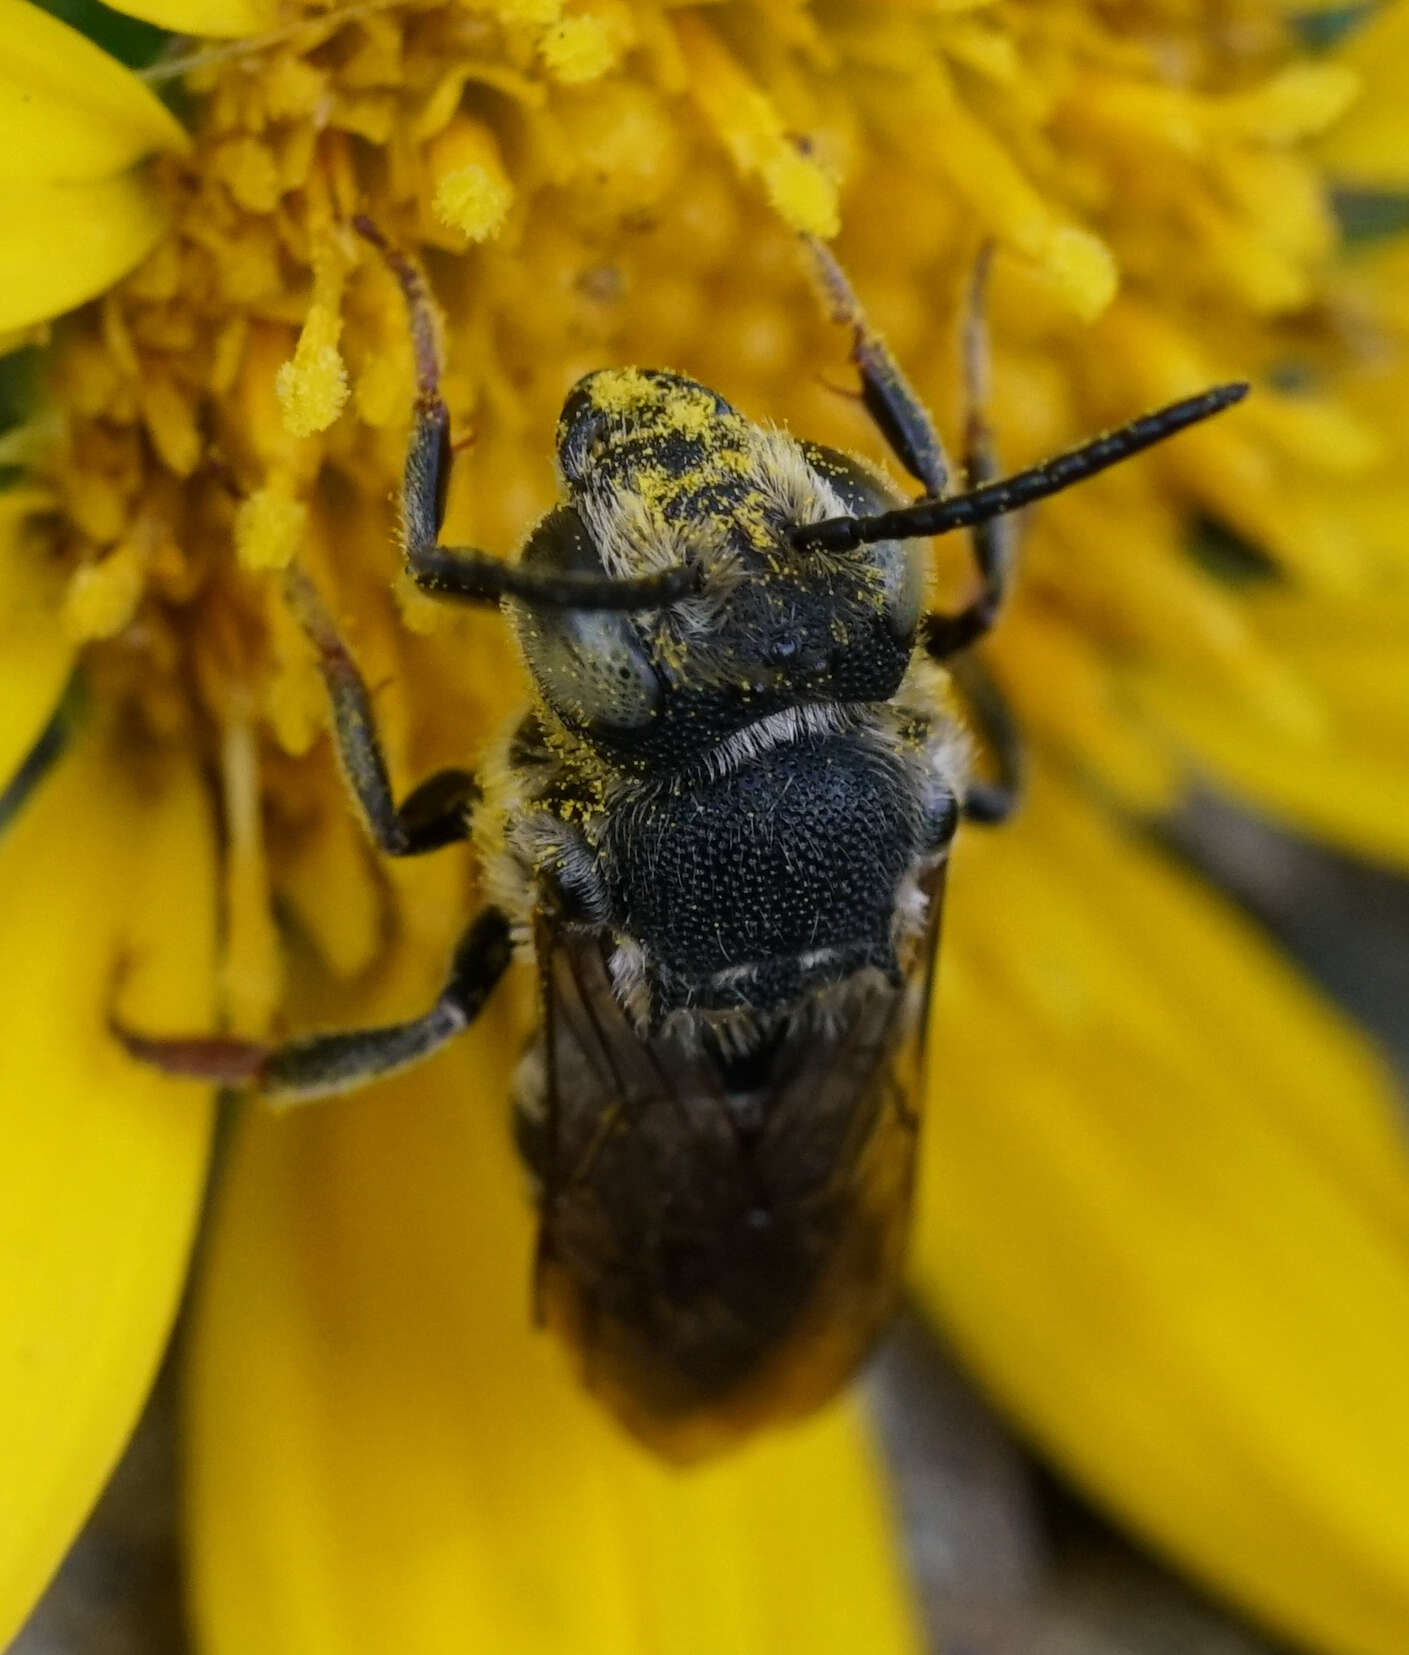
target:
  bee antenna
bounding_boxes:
[791,382,1249,553]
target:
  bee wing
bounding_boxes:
[521,866,948,1461]
[755,860,946,1182]
[533,912,734,1171]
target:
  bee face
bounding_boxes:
[510,368,925,763]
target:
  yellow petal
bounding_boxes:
[0,735,217,1649]
[1135,592,1409,868]
[1319,1,1409,186]
[914,770,1409,1655]
[0,171,167,332]
[186,971,918,1655]
[0,490,72,795]
[675,13,840,238]
[96,0,274,39]
[1139,678,1409,869]
[0,0,186,184]
[1214,64,1359,145]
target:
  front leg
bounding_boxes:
[355,216,694,614]
[113,908,513,1105]
[803,234,952,497]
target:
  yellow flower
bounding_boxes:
[2,1,1408,1652]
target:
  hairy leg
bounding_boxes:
[285,566,478,856]
[922,247,1016,661]
[355,217,694,612]
[112,908,513,1105]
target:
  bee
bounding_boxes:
[117,219,1245,1461]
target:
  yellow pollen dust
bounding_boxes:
[664,392,716,441]
[540,16,620,84]
[587,368,663,414]
[275,301,349,438]
[63,541,145,642]
[434,166,515,242]
[234,486,308,573]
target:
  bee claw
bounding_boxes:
[110,1020,268,1084]
[107,950,267,1085]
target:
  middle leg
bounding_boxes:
[949,654,1022,826]
[803,234,953,497]
[921,245,1016,662]
[804,236,1015,658]
[285,565,479,857]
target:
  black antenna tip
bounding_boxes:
[1210,380,1251,408]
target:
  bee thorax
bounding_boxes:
[599,728,928,1020]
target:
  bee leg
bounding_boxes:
[950,655,1022,825]
[284,566,478,856]
[804,236,1015,656]
[918,247,1023,823]
[354,216,694,614]
[112,908,513,1105]
[922,246,1015,662]
[803,234,953,496]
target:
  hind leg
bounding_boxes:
[949,655,1022,826]
[113,908,513,1105]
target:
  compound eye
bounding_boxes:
[799,443,925,643]
[510,503,663,735]
[874,535,925,643]
[515,604,661,734]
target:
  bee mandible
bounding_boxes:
[119,220,1246,1460]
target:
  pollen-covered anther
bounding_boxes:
[675,14,839,239]
[234,484,307,573]
[1042,226,1118,324]
[434,166,515,242]
[275,302,349,439]
[759,148,839,240]
[63,539,146,642]
[429,118,516,243]
[540,15,621,84]
[274,244,352,441]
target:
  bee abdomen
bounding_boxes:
[517,934,919,1461]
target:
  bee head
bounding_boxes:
[510,369,926,767]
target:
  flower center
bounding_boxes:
[22,0,1358,1030]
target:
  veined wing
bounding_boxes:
[518,868,946,1462]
